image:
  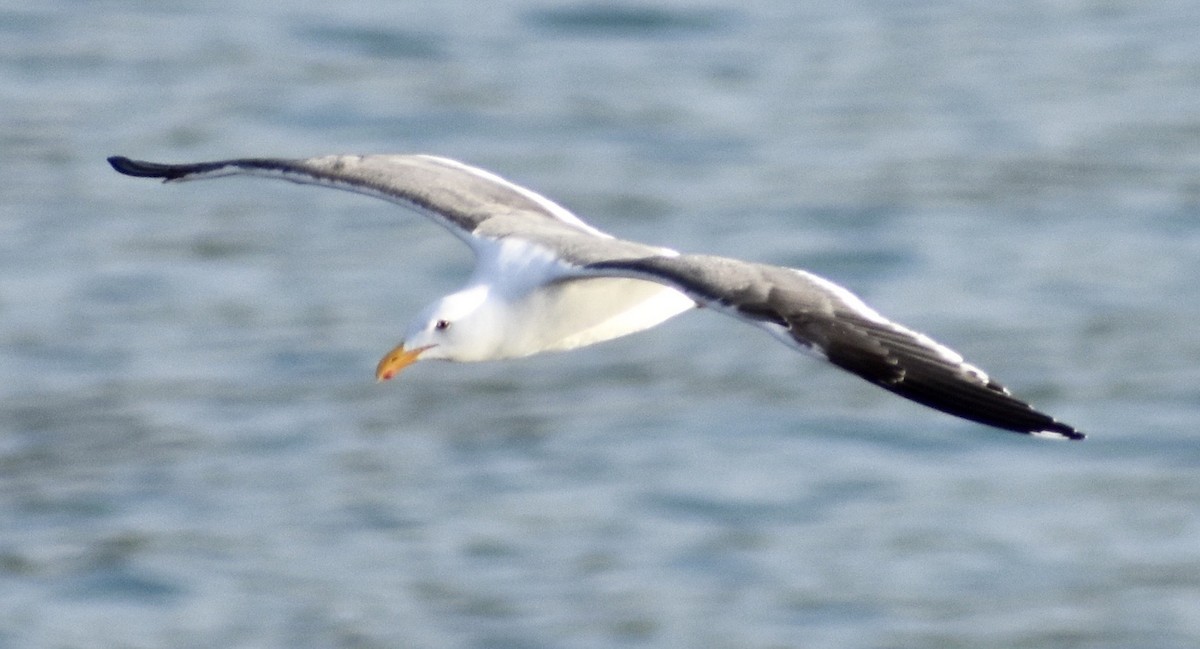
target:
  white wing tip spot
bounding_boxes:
[1030,429,1073,440]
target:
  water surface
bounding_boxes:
[2,1,1199,647]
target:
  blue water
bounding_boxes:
[3,1,1200,647]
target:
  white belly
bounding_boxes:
[498,276,696,358]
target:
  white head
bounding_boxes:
[375,285,502,380]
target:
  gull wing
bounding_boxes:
[584,254,1083,439]
[107,154,611,253]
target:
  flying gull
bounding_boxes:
[107,154,1084,440]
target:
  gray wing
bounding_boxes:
[584,254,1083,440]
[107,154,610,250]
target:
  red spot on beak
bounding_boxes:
[375,343,433,382]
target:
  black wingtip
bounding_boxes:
[107,155,178,179]
[1035,421,1086,441]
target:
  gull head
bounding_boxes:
[376,286,501,381]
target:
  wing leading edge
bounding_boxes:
[107,154,608,246]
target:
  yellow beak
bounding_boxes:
[375,343,433,382]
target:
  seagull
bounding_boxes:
[107,154,1083,440]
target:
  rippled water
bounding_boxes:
[3,1,1200,647]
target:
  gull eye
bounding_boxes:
[434,319,451,331]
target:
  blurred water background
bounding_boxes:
[3,1,1200,647]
